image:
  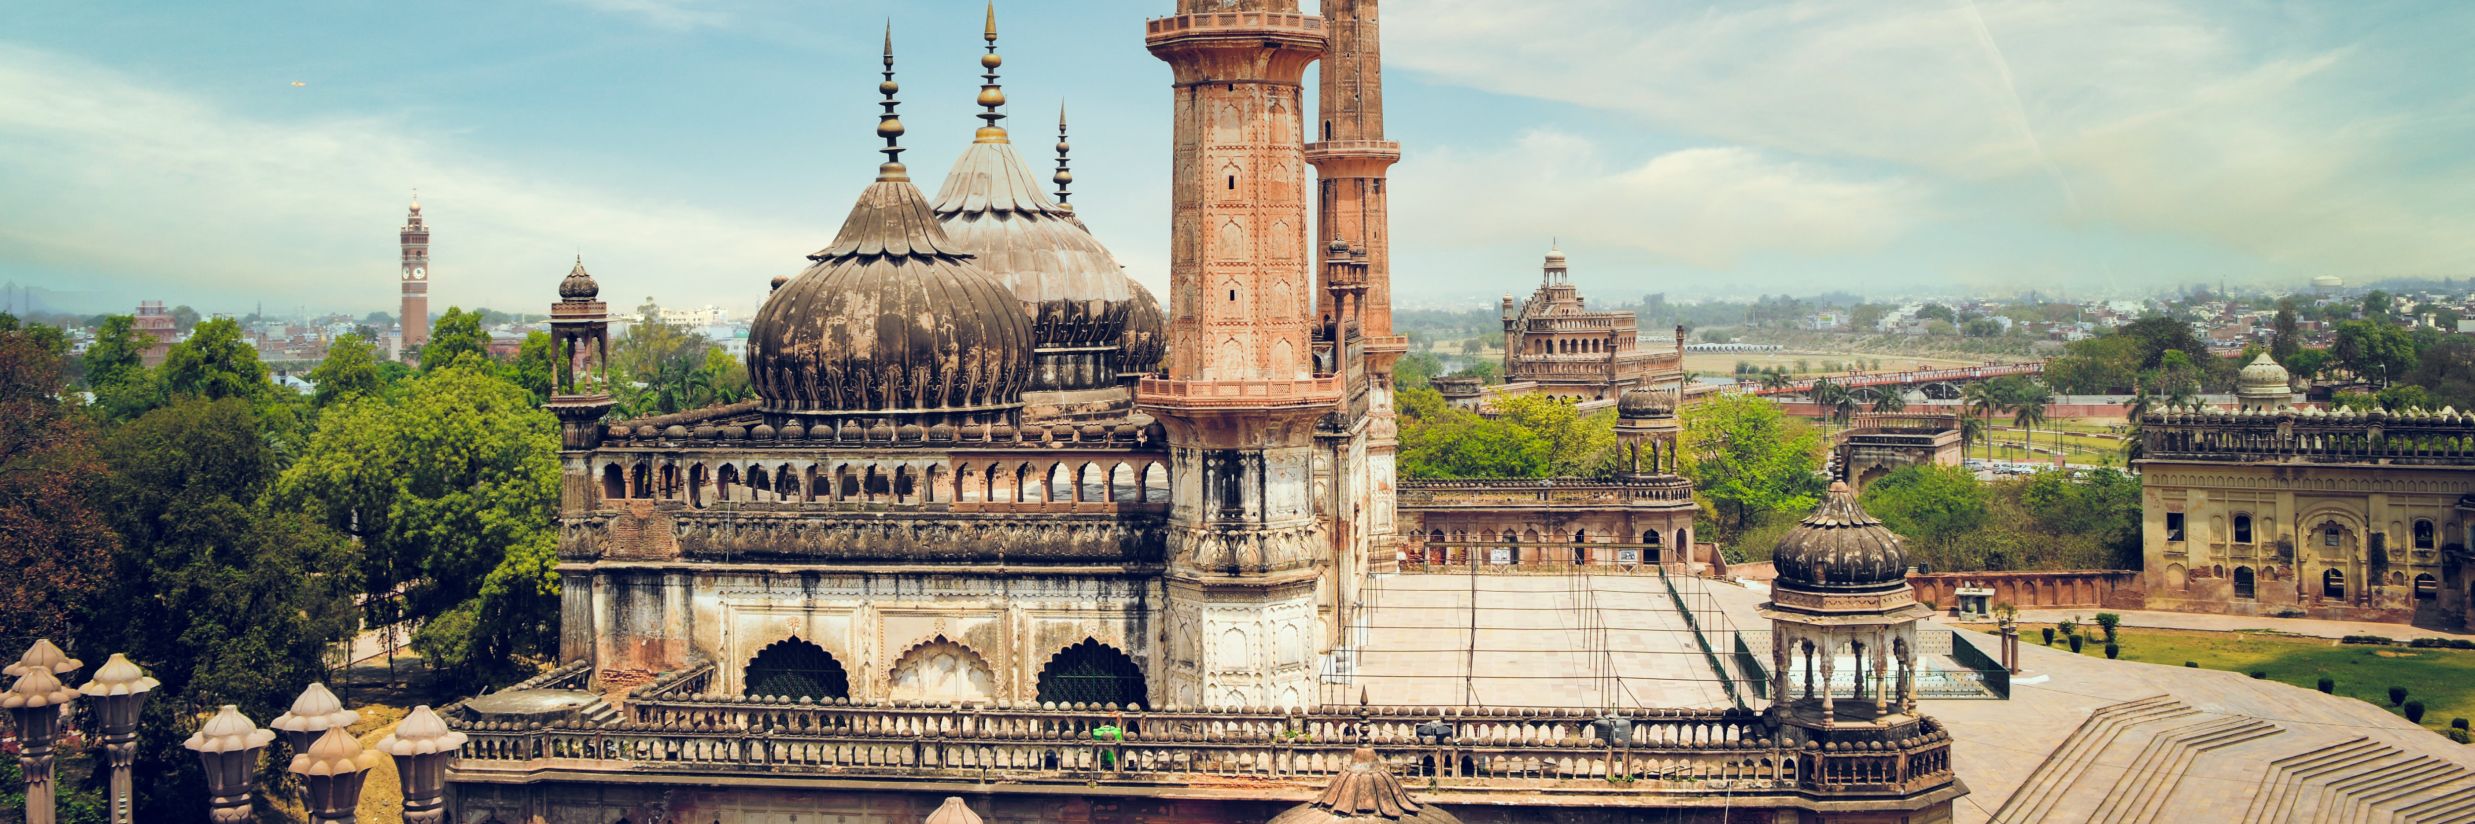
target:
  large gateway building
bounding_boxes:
[444,2,1961,822]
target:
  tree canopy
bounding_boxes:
[421,305,492,372]
[309,331,386,408]
[1677,393,1824,538]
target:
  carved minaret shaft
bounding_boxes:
[1142,0,1335,710]
[1307,0,1399,341]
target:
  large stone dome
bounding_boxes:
[747,165,1033,425]
[1772,482,1910,592]
[1617,387,1674,418]
[931,126,1150,393]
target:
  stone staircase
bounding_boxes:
[2240,736,2475,823]
[2084,715,2282,823]
[576,694,621,726]
[1992,695,2198,823]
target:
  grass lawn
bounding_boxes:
[1989,623,2475,737]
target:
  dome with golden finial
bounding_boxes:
[930,5,1154,396]
[746,25,1033,427]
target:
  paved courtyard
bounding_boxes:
[1341,573,1738,709]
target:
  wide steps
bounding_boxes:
[2084,715,2284,824]
[2241,736,2475,823]
[1992,694,2197,823]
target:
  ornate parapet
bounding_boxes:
[2139,406,2475,465]
[560,507,1168,566]
[1399,476,1695,509]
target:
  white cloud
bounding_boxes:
[0,44,814,313]
[1388,0,2475,280]
[1393,131,1922,270]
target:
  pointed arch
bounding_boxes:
[1142,462,1170,503]
[1036,639,1146,707]
[601,463,626,501]
[887,635,995,704]
[742,637,850,701]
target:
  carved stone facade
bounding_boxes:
[1835,413,1964,492]
[2137,407,2474,626]
[1497,246,1684,403]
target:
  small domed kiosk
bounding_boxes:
[2235,353,2293,411]
[1760,482,1931,729]
[1266,749,1460,824]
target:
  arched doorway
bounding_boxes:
[2233,566,2255,600]
[888,637,995,704]
[743,638,850,701]
[1034,639,1146,707]
[2322,568,2347,599]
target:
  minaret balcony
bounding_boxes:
[1136,375,1341,414]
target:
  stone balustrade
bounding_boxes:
[1399,477,1696,508]
[2141,407,2475,463]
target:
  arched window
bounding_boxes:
[2322,568,2346,599]
[2233,566,2255,600]
[888,637,995,704]
[1035,639,1146,707]
[743,638,850,701]
[2322,523,2343,548]
[2232,513,2252,544]
[2416,573,2438,601]
[1572,529,1589,565]
[2414,519,2435,549]
[601,464,625,501]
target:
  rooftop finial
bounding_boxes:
[1053,101,1074,204]
[877,20,906,172]
[974,2,1007,139]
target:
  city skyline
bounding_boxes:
[5,0,2473,316]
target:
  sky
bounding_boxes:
[4,0,2473,318]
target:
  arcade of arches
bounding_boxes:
[738,636,1147,708]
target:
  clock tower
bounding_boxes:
[400,193,431,357]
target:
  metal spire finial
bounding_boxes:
[876,20,906,170]
[975,2,1007,134]
[1052,101,1074,204]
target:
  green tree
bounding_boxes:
[160,317,270,402]
[2019,468,2143,568]
[85,397,358,821]
[1870,387,1908,414]
[610,309,718,416]
[1858,465,1988,548]
[1394,350,1443,390]
[421,306,491,372]
[2006,379,2054,457]
[1678,394,1824,537]
[278,364,562,686]
[513,329,558,404]
[2331,319,2416,386]
[2270,299,2302,362]
[693,346,752,406]
[168,304,201,332]
[1493,395,1622,478]
[2401,336,2475,409]
[309,331,385,408]
[82,314,147,389]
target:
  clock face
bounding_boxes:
[410,266,426,280]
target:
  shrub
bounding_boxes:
[2317,677,2334,694]
[2095,612,2121,641]
[2341,634,2397,646]
[2270,607,2307,618]
[2104,642,2120,660]
[2448,728,2472,745]
[2453,718,2469,731]
[2408,638,2475,650]
[2390,686,2409,706]
[2042,627,2055,646]
[2250,671,2268,679]
[2185,661,2198,668]
[2069,635,2085,653]
[2057,618,2079,638]
[2406,701,2427,724]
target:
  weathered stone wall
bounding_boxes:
[1905,571,2143,612]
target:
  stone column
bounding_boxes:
[78,653,159,824]
[184,705,275,823]
[3,670,78,824]
[377,706,469,824]
[1817,639,1837,727]
[1872,629,1891,716]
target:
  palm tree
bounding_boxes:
[1961,382,2001,461]
[1959,415,1987,459]
[1870,388,1908,414]
[2009,382,2055,464]
[1760,369,1793,391]
[1810,379,1859,428]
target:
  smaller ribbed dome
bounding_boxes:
[1618,387,1673,418]
[1268,749,1461,824]
[2238,354,2290,391]
[1118,281,1167,376]
[559,257,599,299]
[1773,482,1909,592]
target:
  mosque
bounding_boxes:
[446,1,1960,821]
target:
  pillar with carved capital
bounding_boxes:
[1872,630,1891,715]
[78,653,159,824]
[1817,644,1837,727]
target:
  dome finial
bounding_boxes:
[1052,101,1074,204]
[973,2,1007,140]
[876,20,906,173]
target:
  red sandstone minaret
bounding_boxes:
[1141,0,1335,710]
[1307,0,1399,342]
[399,194,431,358]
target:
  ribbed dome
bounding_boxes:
[2238,354,2290,392]
[748,166,1033,424]
[558,257,599,299]
[1618,387,1674,418]
[1773,482,1910,592]
[1119,281,1167,377]
[1268,749,1461,824]
[931,132,1150,391]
